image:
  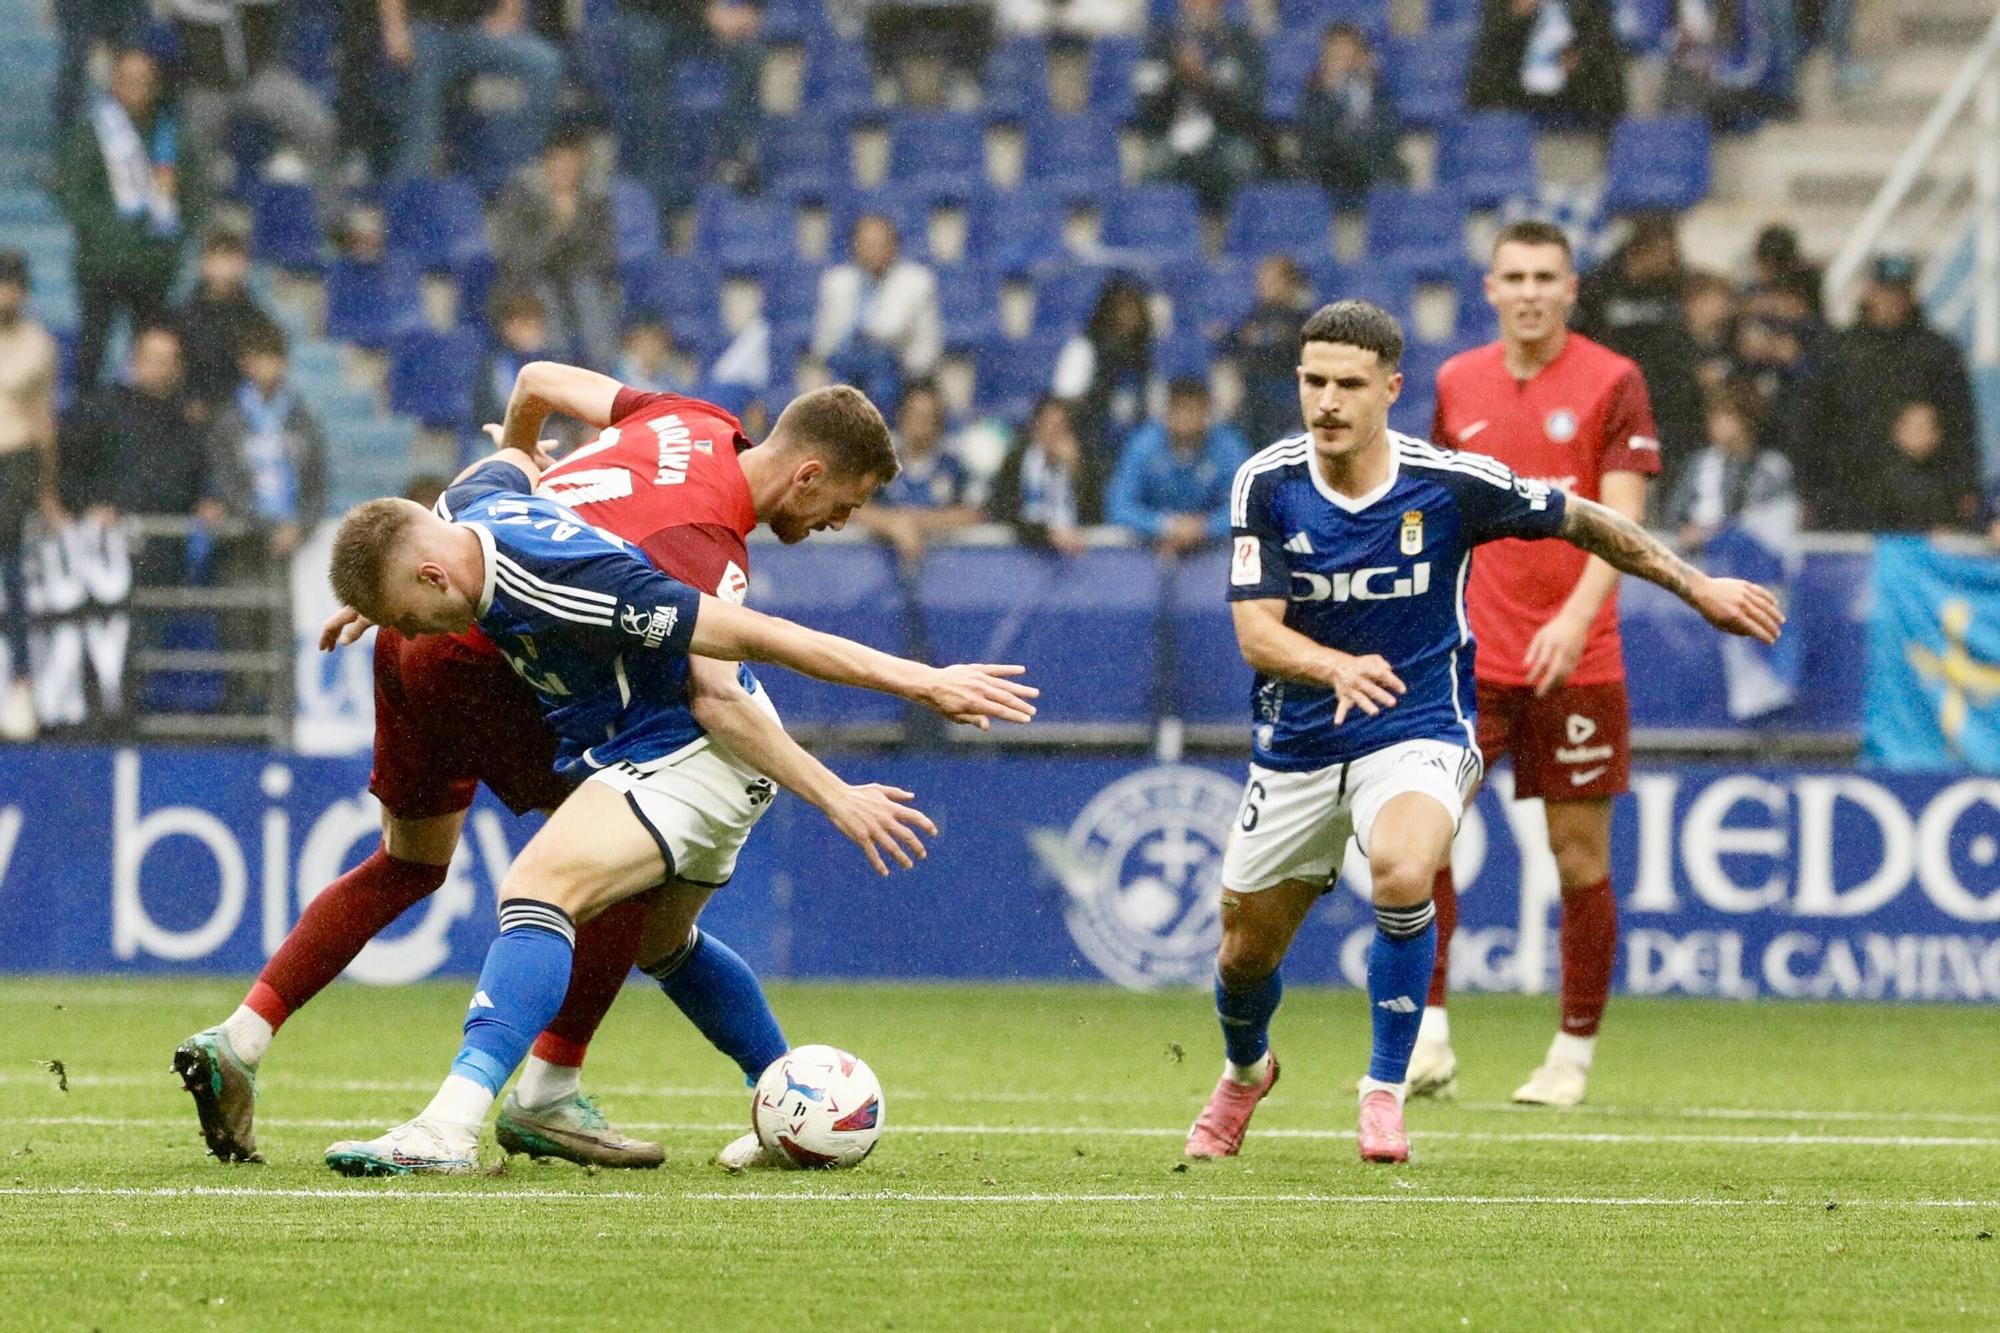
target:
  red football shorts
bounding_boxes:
[369,629,574,820]
[1473,679,1631,802]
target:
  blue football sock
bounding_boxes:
[645,928,789,1083]
[1367,900,1438,1085]
[1215,968,1283,1069]
[449,900,577,1096]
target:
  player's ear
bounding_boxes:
[1386,370,1403,404]
[794,457,826,490]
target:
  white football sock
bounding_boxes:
[1550,1031,1596,1069]
[421,1074,496,1131]
[1417,1005,1450,1046]
[221,1006,273,1068]
[1225,1052,1273,1086]
[514,1056,581,1110]
[1358,1076,1406,1107]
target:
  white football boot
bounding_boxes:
[1512,1058,1589,1108]
[325,1116,479,1176]
[1405,1038,1458,1099]
[716,1132,794,1172]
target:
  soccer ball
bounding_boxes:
[751,1044,884,1169]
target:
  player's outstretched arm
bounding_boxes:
[500,360,626,457]
[1231,599,1406,726]
[688,596,1039,728]
[686,656,936,876]
[1557,495,1785,644]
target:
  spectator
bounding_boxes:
[56,47,198,391]
[1052,272,1156,520]
[1854,401,1979,535]
[489,124,621,369]
[175,229,275,423]
[1574,213,1704,488]
[991,396,1088,556]
[1748,222,1822,316]
[612,0,764,205]
[813,213,942,411]
[616,314,693,394]
[1682,269,1739,396]
[1225,254,1311,450]
[1466,0,1627,133]
[52,0,145,132]
[0,252,61,740]
[1668,383,1795,548]
[1726,305,1814,468]
[1107,377,1249,556]
[1132,0,1266,211]
[1296,23,1407,199]
[378,0,564,182]
[1805,253,1980,530]
[853,378,982,564]
[166,0,340,215]
[1659,0,1795,125]
[862,0,994,108]
[473,286,556,438]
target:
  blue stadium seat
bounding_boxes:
[934,263,1000,348]
[983,37,1052,122]
[1032,265,1117,336]
[1154,330,1214,382]
[384,176,489,272]
[1315,255,1416,329]
[248,181,321,271]
[1364,187,1468,276]
[388,327,484,429]
[695,188,798,272]
[1277,0,1389,41]
[324,258,424,348]
[1164,255,1258,338]
[610,176,661,263]
[759,117,851,200]
[1386,30,1473,127]
[801,41,882,118]
[1436,113,1540,209]
[1145,0,1250,25]
[1023,113,1122,197]
[1389,389,1436,438]
[452,252,498,331]
[762,0,834,43]
[889,112,989,188]
[629,252,723,336]
[1604,116,1712,213]
[1102,184,1203,264]
[758,260,824,342]
[673,56,731,113]
[1454,265,1499,342]
[1263,37,1320,122]
[1225,181,1334,261]
[975,332,1069,421]
[969,185,1071,275]
[1397,338,1456,401]
[1088,36,1143,121]
[829,185,941,260]
[1614,0,1674,51]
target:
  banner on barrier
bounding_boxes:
[1863,535,2000,772]
[1,748,1997,1001]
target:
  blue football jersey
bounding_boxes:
[438,460,707,774]
[1226,431,1569,770]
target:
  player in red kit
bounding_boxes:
[175,365,919,1165]
[1413,220,1662,1107]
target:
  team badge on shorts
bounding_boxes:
[1545,408,1579,442]
[1029,766,1242,990]
[1400,509,1424,556]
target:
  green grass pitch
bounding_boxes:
[2,977,1997,1330]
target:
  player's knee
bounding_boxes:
[1216,924,1284,989]
[1552,840,1610,890]
[1368,852,1435,908]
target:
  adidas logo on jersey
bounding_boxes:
[1290,562,1432,604]
[469,991,495,1011]
[1283,532,1314,555]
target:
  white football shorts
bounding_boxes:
[1220,738,1482,893]
[584,683,782,888]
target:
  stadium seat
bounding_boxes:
[387,326,484,429]
[889,112,989,188]
[758,260,824,343]
[1436,113,1540,209]
[384,175,489,272]
[450,252,498,331]
[761,0,834,43]
[1022,113,1122,198]
[1319,255,1415,329]
[934,263,1000,349]
[1604,116,1713,213]
[1154,330,1215,382]
[974,332,1069,421]
[759,117,851,200]
[609,176,661,263]
[694,188,798,273]
[1263,37,1320,122]
[800,41,882,118]
[323,257,424,348]
[1426,0,1483,29]
[1164,255,1259,338]
[1364,187,1468,276]
[983,37,1052,122]
[1087,36,1143,121]
[1276,0,1389,41]
[829,185,943,260]
[1397,338,1456,401]
[1224,181,1335,262]
[969,185,1071,275]
[248,181,321,271]
[1101,184,1204,264]
[1389,389,1436,438]
[1145,0,1250,26]
[1615,0,1674,50]
[672,56,731,113]
[1454,263,1498,342]
[1385,30,1473,127]
[1032,266,1117,336]
[620,253,722,333]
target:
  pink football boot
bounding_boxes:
[1184,1056,1280,1159]
[1357,1088,1410,1163]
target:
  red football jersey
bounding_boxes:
[1432,334,1661,687]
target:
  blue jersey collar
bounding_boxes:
[468,521,498,617]
[1306,436,1400,514]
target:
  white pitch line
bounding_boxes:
[17,1116,2000,1150]
[0,1185,1995,1210]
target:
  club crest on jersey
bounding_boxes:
[1545,408,1579,443]
[1400,509,1424,556]
[619,603,679,648]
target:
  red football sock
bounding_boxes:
[530,897,647,1068]
[1426,863,1457,1009]
[246,849,448,1030]
[1559,876,1618,1037]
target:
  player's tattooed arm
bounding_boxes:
[1557,496,1787,644]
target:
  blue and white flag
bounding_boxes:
[1701,493,1803,721]
[1862,535,2000,772]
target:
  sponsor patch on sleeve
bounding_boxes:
[1231,535,1262,586]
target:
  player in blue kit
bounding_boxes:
[318,448,1038,1173]
[1186,301,1782,1163]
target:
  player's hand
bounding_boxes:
[1523,608,1591,698]
[1689,574,1785,645]
[1327,652,1405,725]
[319,605,375,652]
[481,422,561,472]
[918,664,1039,729]
[823,782,938,876]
